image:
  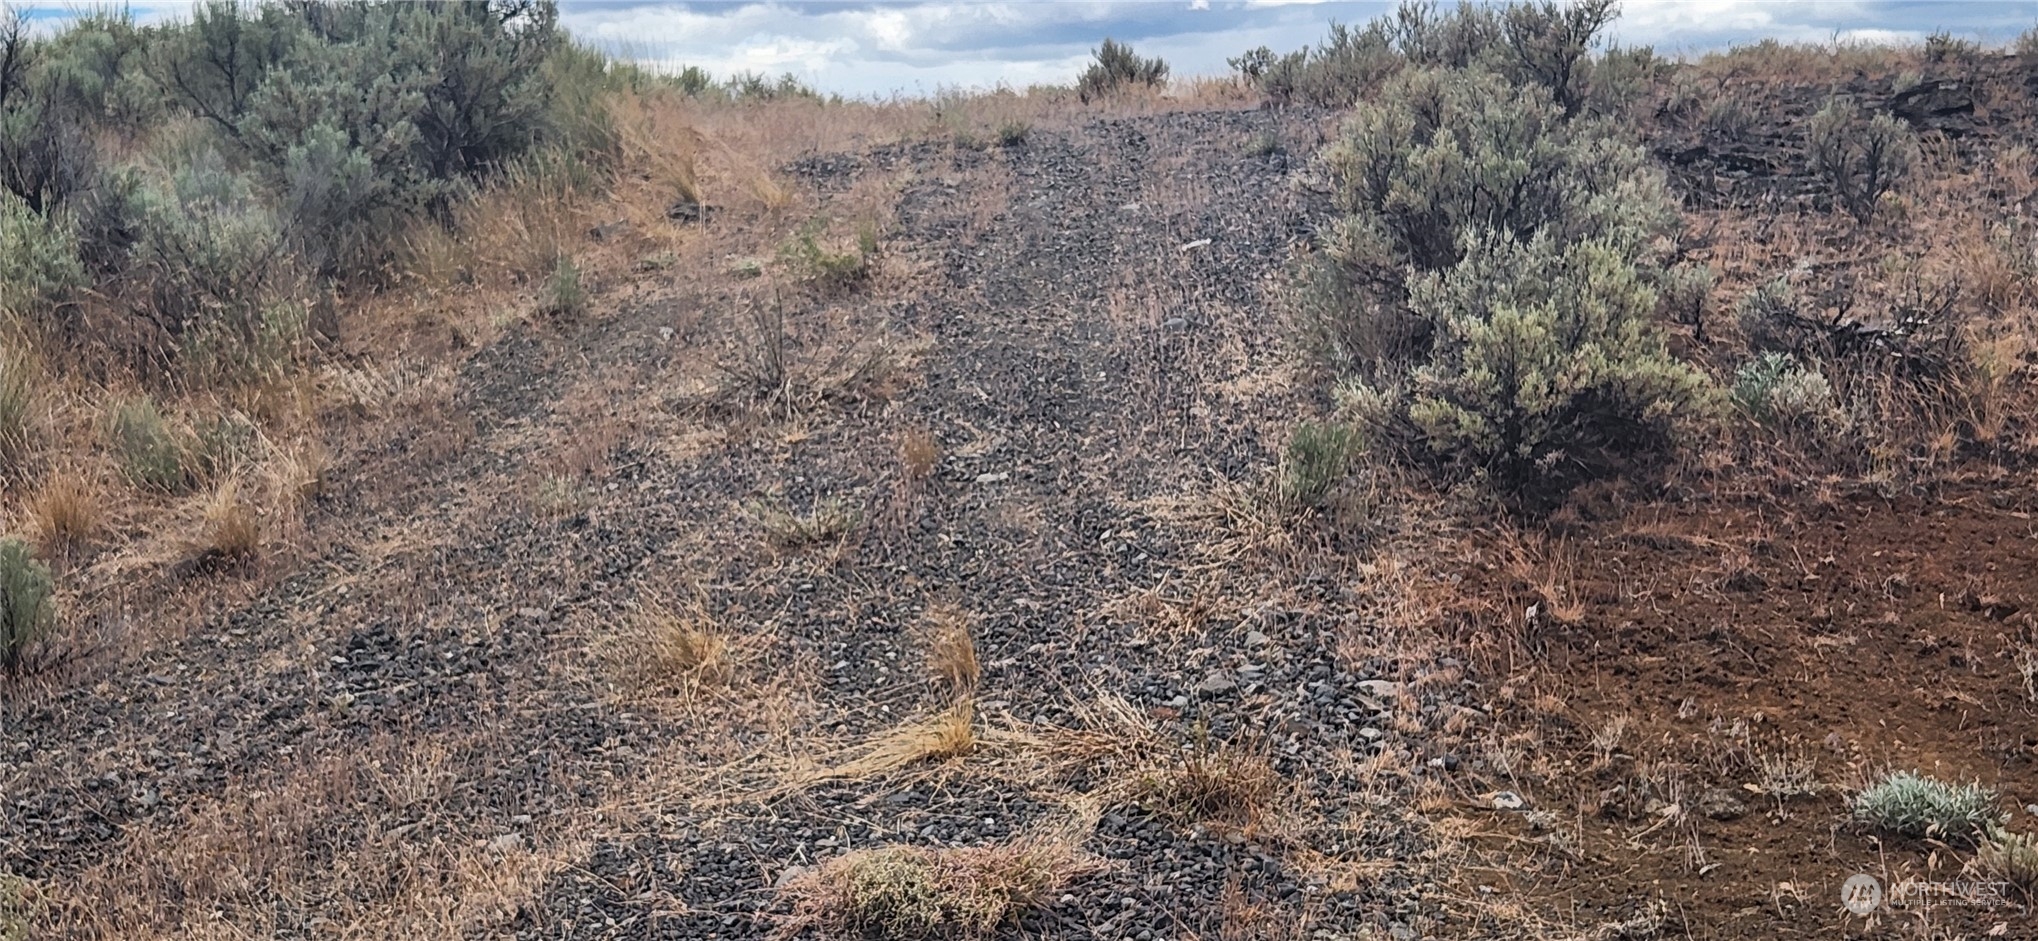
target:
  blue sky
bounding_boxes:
[22,2,2038,98]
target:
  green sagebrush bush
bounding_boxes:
[0,537,55,676]
[1312,67,1677,374]
[1807,97,1916,223]
[1305,63,1705,507]
[1078,39,1168,102]
[0,190,86,316]
[1398,232,1708,495]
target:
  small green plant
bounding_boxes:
[0,537,56,676]
[2019,25,2038,60]
[107,396,189,493]
[1731,352,1835,427]
[1808,97,1916,223]
[780,219,878,289]
[1851,770,1998,846]
[1077,38,1168,101]
[1279,420,1364,508]
[995,121,1030,147]
[538,255,586,317]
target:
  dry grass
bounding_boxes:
[923,604,979,697]
[898,426,940,482]
[1977,831,2038,899]
[41,738,576,940]
[24,469,104,555]
[753,494,863,549]
[776,833,1099,941]
[1139,739,1283,837]
[638,600,736,688]
[193,478,263,566]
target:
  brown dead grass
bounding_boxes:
[42,736,581,941]
[923,604,979,697]
[25,468,105,554]
[776,831,1100,941]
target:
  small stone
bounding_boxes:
[1490,790,1525,810]
[1161,317,1190,331]
[1243,630,1270,647]
[1195,672,1237,695]
[1358,727,1384,741]
[974,471,1010,484]
[516,608,547,622]
[487,833,524,854]
[1357,679,1401,699]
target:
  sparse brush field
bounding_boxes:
[5,1,2038,939]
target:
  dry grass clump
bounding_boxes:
[634,601,737,689]
[25,470,104,554]
[753,495,863,549]
[1977,831,2038,899]
[1138,739,1282,836]
[193,479,263,566]
[777,836,1096,940]
[898,426,940,482]
[923,604,979,696]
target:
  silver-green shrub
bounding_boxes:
[1306,53,1707,505]
[1403,232,1709,492]
[1731,352,1835,427]
[1851,770,1998,846]
[0,537,55,676]
[1808,97,1916,223]
[0,190,86,317]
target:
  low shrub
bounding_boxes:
[107,396,189,493]
[1655,263,1714,333]
[538,255,587,317]
[1851,770,1997,846]
[0,190,86,317]
[1807,97,1916,223]
[1731,352,1835,427]
[1077,38,1167,101]
[0,537,56,675]
[1279,420,1365,508]
[1400,233,1710,497]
